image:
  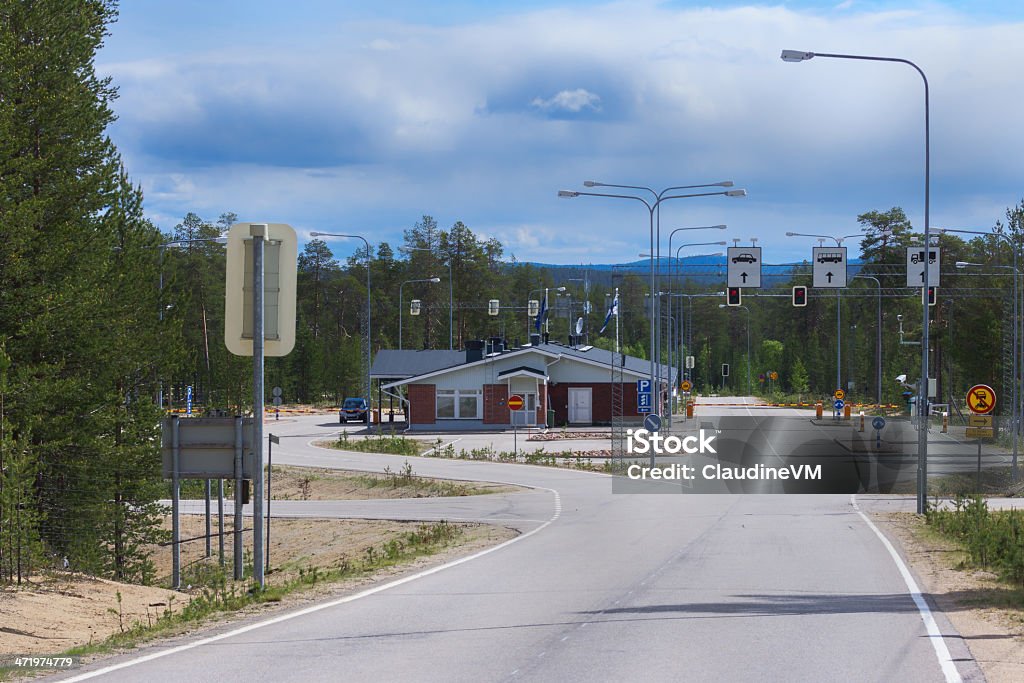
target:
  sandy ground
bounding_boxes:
[877,512,1024,682]
[0,466,519,665]
[6,463,1022,679]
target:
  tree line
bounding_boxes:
[3,1,1023,586]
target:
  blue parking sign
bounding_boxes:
[637,379,651,394]
[638,393,652,407]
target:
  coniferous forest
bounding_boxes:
[2,1,1023,584]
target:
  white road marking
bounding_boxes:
[850,495,962,683]
[59,488,563,682]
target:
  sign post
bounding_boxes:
[225,222,298,590]
[508,394,525,456]
[812,247,848,288]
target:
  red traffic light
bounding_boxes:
[727,287,741,306]
[924,286,937,306]
[792,285,807,307]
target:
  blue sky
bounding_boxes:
[98,1,1024,264]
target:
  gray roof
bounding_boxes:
[370,350,465,379]
[374,342,674,385]
[529,341,671,378]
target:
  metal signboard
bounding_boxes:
[727,247,762,288]
[812,246,847,288]
[161,417,256,479]
[905,246,941,287]
[507,394,525,411]
[968,415,993,427]
[966,384,996,415]
[966,427,994,439]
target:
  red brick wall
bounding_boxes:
[408,384,436,425]
[483,384,509,424]
[547,382,638,425]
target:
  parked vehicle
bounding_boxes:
[339,397,369,423]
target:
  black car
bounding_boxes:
[339,397,369,423]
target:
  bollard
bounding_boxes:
[942,411,948,433]
[686,402,694,418]
[859,411,865,432]
[815,402,823,419]
[844,404,852,420]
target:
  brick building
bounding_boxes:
[371,340,672,431]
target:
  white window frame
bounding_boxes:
[436,389,482,420]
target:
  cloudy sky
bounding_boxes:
[97,1,1024,264]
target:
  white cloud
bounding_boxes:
[100,3,1024,263]
[530,88,602,113]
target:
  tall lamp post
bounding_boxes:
[400,277,441,350]
[719,304,751,395]
[782,47,931,513]
[310,232,373,406]
[560,185,746,418]
[955,256,1019,480]
[852,275,883,408]
[787,232,860,392]
[404,246,453,350]
[527,286,566,339]
[157,236,228,411]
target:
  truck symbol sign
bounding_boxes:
[910,250,938,265]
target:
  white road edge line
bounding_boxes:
[59,487,563,682]
[850,494,962,683]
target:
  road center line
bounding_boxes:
[850,494,962,683]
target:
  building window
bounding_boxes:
[436,389,481,419]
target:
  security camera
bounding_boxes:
[896,374,907,383]
[897,314,903,322]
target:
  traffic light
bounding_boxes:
[722,363,730,377]
[792,285,807,307]
[924,286,937,306]
[726,287,741,306]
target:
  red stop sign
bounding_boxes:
[507,394,525,410]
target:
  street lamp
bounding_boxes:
[310,232,373,406]
[527,286,566,339]
[955,253,1020,480]
[404,246,453,350]
[852,275,883,408]
[786,231,855,393]
[560,185,746,418]
[157,236,228,411]
[782,48,931,513]
[400,278,441,350]
[719,304,751,395]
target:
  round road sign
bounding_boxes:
[680,380,692,393]
[966,384,996,415]
[834,389,845,401]
[769,371,778,381]
[507,394,525,411]
[834,399,845,411]
[872,417,886,431]
[643,414,662,432]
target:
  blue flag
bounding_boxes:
[534,296,547,332]
[599,294,618,334]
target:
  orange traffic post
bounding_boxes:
[942,412,948,433]
[686,402,694,418]
[815,402,823,419]
[843,404,851,420]
[859,412,865,432]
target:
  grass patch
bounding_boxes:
[332,431,427,456]
[425,442,603,471]
[926,495,1024,592]
[48,521,465,663]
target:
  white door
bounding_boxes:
[511,393,538,426]
[568,387,593,425]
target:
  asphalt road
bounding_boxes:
[57,401,983,682]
